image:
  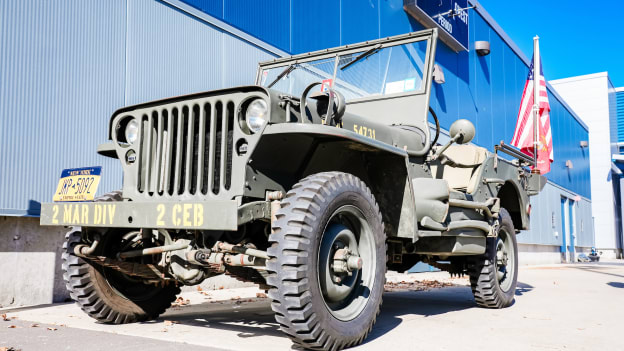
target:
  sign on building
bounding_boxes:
[404,0,470,52]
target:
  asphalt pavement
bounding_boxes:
[1,262,623,351]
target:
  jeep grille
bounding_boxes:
[136,100,235,197]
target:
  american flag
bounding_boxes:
[511,54,553,174]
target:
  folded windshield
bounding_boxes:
[259,38,429,102]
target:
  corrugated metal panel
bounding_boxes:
[179,0,223,19]
[223,0,290,52]
[607,80,618,151]
[519,182,594,248]
[125,0,274,105]
[0,0,276,216]
[616,91,624,143]
[0,0,127,215]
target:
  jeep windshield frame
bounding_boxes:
[256,29,437,105]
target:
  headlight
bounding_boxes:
[245,99,268,133]
[124,119,139,144]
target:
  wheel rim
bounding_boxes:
[318,205,376,321]
[495,227,515,292]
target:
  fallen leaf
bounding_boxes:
[7,325,19,329]
[1,314,8,321]
[0,347,17,351]
[161,328,168,332]
[164,320,178,326]
[230,296,241,300]
[171,296,190,307]
[31,324,39,327]
[59,324,66,327]
[256,292,268,298]
[219,286,224,290]
[47,327,58,331]
[196,286,203,291]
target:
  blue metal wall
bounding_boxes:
[179,0,590,199]
[0,0,275,215]
[617,90,624,143]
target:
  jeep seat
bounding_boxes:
[430,144,488,194]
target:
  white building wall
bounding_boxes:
[550,73,619,255]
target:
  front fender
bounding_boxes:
[262,123,408,156]
[246,123,416,239]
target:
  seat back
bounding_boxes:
[430,144,488,193]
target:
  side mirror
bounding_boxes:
[449,119,475,144]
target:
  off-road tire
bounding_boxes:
[267,172,386,351]
[62,190,180,324]
[467,208,518,308]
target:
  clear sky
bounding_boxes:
[478,0,624,87]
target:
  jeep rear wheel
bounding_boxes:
[267,172,386,351]
[468,208,518,308]
[62,191,180,324]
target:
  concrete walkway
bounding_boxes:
[2,262,623,350]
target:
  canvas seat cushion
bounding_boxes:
[429,144,488,193]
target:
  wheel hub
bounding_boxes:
[317,205,376,321]
[332,248,363,275]
[496,242,508,266]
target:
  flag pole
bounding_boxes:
[532,36,540,172]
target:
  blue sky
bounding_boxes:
[478,0,624,87]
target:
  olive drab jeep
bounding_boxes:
[41,28,545,350]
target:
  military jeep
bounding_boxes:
[41,28,544,350]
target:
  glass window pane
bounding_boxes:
[260,57,336,97]
[334,39,428,101]
[259,38,428,102]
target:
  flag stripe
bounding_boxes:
[511,54,553,174]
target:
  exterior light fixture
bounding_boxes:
[565,160,573,169]
[475,41,490,56]
[579,140,588,148]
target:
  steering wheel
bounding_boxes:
[300,82,346,125]
[300,82,322,123]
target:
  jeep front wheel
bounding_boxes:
[62,191,180,324]
[267,172,386,351]
[468,208,518,308]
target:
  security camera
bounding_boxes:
[475,41,490,56]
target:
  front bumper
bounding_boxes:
[40,200,238,230]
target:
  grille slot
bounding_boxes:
[136,99,235,198]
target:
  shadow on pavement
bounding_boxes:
[150,283,535,347]
[151,286,479,345]
[363,286,474,344]
[515,282,534,296]
[572,265,624,279]
[150,302,283,339]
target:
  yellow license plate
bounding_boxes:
[53,166,102,202]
